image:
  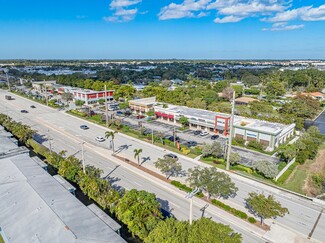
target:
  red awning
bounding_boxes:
[155,112,162,116]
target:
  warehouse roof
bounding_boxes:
[0,131,125,243]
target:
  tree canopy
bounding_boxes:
[246,192,289,225]
[187,166,238,199]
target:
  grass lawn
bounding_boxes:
[281,165,307,194]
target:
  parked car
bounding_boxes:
[163,153,178,160]
[168,136,180,142]
[135,115,145,119]
[80,125,89,130]
[20,110,28,113]
[30,105,36,108]
[193,130,202,135]
[183,141,197,147]
[95,136,105,142]
[116,111,124,115]
[211,135,219,140]
[200,131,209,136]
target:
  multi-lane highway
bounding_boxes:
[1,90,324,243]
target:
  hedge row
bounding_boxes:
[211,199,248,220]
[171,180,204,198]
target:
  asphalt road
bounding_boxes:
[1,90,324,243]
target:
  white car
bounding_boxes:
[200,131,209,136]
[95,136,105,142]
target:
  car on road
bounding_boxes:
[200,131,209,136]
[193,130,202,135]
[183,141,198,147]
[95,136,105,142]
[80,125,89,130]
[211,135,219,140]
[20,110,28,113]
[168,136,180,142]
[163,153,178,160]
[30,105,36,108]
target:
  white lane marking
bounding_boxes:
[133,182,143,187]
[170,202,181,209]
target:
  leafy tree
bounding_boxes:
[202,141,223,158]
[161,79,172,88]
[98,98,105,104]
[114,84,135,99]
[214,80,230,93]
[232,85,243,97]
[134,148,143,166]
[61,92,73,102]
[146,110,155,116]
[75,100,85,106]
[202,90,218,105]
[249,101,273,116]
[114,189,163,240]
[145,217,241,243]
[154,157,183,179]
[265,81,286,99]
[189,217,242,243]
[278,144,297,162]
[179,116,189,128]
[144,218,189,243]
[58,155,82,183]
[118,101,129,110]
[215,102,231,113]
[229,152,241,165]
[222,87,235,100]
[252,160,278,179]
[186,98,207,109]
[246,192,289,225]
[241,73,260,86]
[187,166,238,199]
[105,130,118,152]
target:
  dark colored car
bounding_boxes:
[193,130,201,135]
[30,105,36,108]
[211,135,220,140]
[135,115,145,119]
[163,153,178,160]
[168,136,180,142]
[183,141,197,147]
[80,125,89,130]
[20,110,28,113]
[116,111,123,115]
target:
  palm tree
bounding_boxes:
[105,131,118,153]
[133,148,143,166]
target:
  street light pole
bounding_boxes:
[47,129,52,154]
[226,91,236,171]
[104,85,109,127]
[151,127,154,144]
[185,187,200,225]
[6,71,10,92]
[80,141,86,173]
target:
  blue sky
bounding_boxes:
[0,0,325,59]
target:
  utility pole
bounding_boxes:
[104,85,109,127]
[80,141,86,173]
[6,70,10,91]
[185,188,200,225]
[173,127,176,146]
[44,80,48,106]
[151,127,154,144]
[47,129,52,154]
[226,91,236,171]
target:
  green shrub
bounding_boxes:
[234,210,248,219]
[247,140,264,151]
[248,217,257,224]
[211,199,247,219]
[231,164,253,174]
[171,180,204,198]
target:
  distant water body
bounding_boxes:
[313,110,325,135]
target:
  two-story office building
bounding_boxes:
[73,89,114,105]
[130,97,295,151]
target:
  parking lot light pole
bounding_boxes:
[185,188,200,225]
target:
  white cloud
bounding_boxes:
[267,4,325,22]
[158,0,212,20]
[104,0,142,23]
[214,15,244,23]
[157,1,325,30]
[262,22,304,31]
